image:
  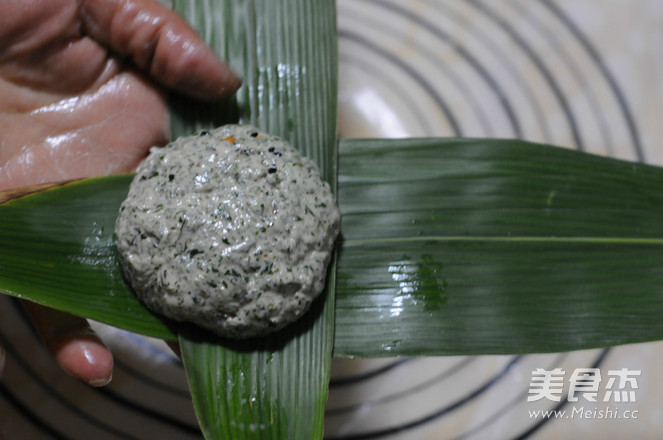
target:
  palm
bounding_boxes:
[0,0,239,385]
[0,0,239,190]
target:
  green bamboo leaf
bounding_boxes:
[3,138,663,359]
[335,137,663,357]
[170,0,338,439]
[0,175,176,340]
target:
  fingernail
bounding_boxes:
[88,372,113,387]
[55,336,114,387]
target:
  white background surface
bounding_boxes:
[331,0,663,439]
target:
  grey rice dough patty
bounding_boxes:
[115,125,340,339]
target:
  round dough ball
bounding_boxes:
[115,125,340,339]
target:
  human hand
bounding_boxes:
[0,0,240,385]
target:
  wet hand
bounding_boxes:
[0,0,240,386]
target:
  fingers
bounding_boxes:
[79,0,241,100]
[22,301,113,387]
